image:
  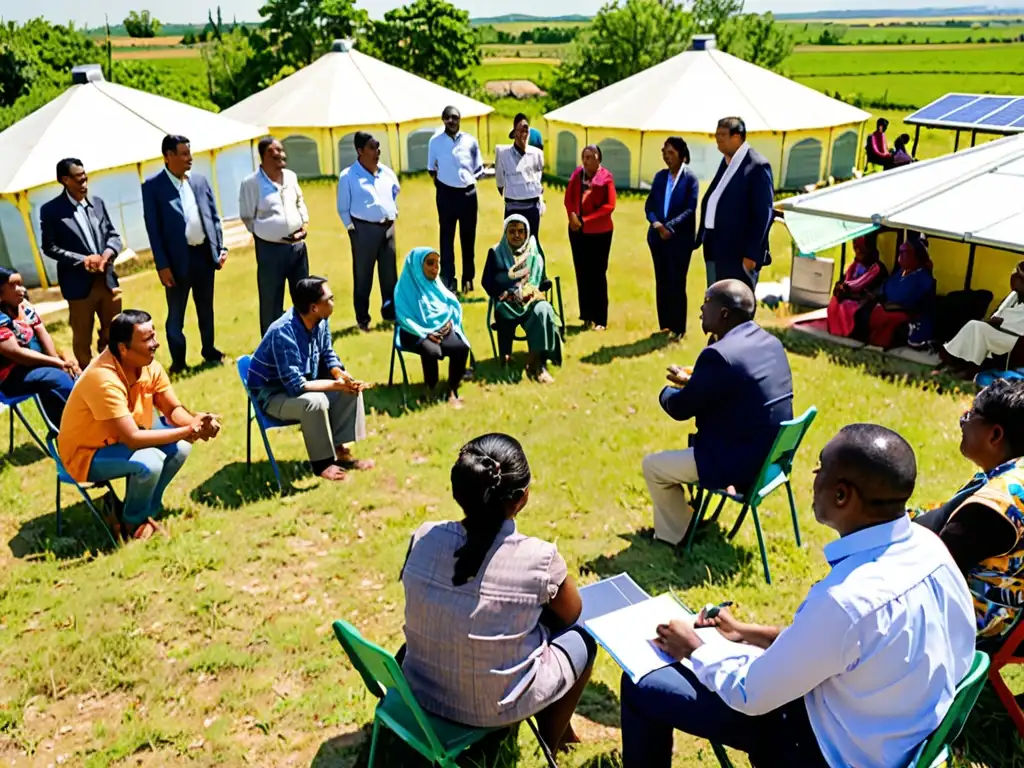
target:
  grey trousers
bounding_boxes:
[350,219,397,326]
[256,237,310,336]
[263,390,366,465]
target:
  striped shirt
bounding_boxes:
[247,308,343,403]
[495,144,544,202]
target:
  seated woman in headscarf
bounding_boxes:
[859,238,936,349]
[825,236,889,337]
[482,215,563,384]
[395,247,471,407]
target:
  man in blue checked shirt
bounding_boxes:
[247,276,374,483]
[337,131,401,332]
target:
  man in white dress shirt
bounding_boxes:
[620,423,976,768]
[239,136,311,335]
[495,113,545,242]
[428,106,483,294]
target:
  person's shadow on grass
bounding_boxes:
[9,498,121,561]
[191,460,312,508]
[580,333,674,366]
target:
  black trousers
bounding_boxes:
[350,219,398,326]
[399,329,470,393]
[703,229,759,290]
[255,237,310,336]
[165,245,218,367]
[436,182,478,291]
[648,228,692,335]
[504,200,541,242]
[569,229,612,326]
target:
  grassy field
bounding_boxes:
[488,20,588,34]
[0,178,1022,767]
[784,20,1024,45]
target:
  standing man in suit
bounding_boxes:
[642,280,793,545]
[40,158,124,369]
[697,117,775,290]
[428,106,483,294]
[142,134,227,374]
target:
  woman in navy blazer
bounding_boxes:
[645,137,699,338]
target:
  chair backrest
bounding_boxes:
[237,355,271,428]
[33,394,59,434]
[750,406,818,493]
[910,650,990,768]
[331,619,446,759]
[45,434,69,474]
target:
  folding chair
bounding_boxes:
[44,435,121,548]
[237,355,300,495]
[487,276,566,360]
[0,392,49,454]
[710,651,990,768]
[988,612,1024,738]
[332,620,558,768]
[389,327,477,409]
[685,406,818,584]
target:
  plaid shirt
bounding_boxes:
[247,308,343,402]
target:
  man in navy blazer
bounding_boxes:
[696,117,775,290]
[642,279,793,545]
[142,134,227,374]
[40,158,123,368]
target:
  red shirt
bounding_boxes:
[564,166,616,234]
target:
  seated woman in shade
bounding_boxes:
[860,238,936,349]
[395,247,471,407]
[0,267,78,426]
[942,261,1024,376]
[482,215,562,384]
[892,134,916,167]
[825,236,889,337]
[401,433,596,752]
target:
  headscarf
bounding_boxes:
[493,214,544,290]
[395,247,465,340]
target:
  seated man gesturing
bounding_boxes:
[247,276,373,483]
[642,280,793,545]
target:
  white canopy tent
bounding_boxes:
[222,41,494,176]
[0,72,264,287]
[543,36,871,189]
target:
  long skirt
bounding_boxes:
[826,296,862,337]
[945,320,1021,366]
[867,305,912,349]
[495,299,563,366]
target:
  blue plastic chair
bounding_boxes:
[237,355,300,494]
[44,434,121,548]
[388,327,477,408]
[0,392,49,455]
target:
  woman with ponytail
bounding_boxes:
[401,433,595,752]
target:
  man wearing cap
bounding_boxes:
[495,113,546,241]
[428,106,484,294]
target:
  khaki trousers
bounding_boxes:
[68,279,121,369]
[263,390,366,465]
[643,448,700,545]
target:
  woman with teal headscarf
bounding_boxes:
[482,214,562,384]
[396,247,471,406]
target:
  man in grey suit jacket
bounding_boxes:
[697,117,775,290]
[40,158,123,368]
[142,134,227,374]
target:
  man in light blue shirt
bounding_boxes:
[620,423,976,768]
[336,131,400,331]
[428,106,483,294]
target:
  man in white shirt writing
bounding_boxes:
[239,136,311,335]
[620,423,976,768]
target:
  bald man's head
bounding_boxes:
[700,279,756,336]
[813,424,917,534]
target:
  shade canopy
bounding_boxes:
[222,45,494,128]
[780,133,1024,254]
[544,48,869,133]
[0,80,265,194]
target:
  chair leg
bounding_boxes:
[488,324,498,360]
[684,493,714,554]
[990,665,1024,738]
[246,401,252,471]
[396,348,409,409]
[367,716,380,768]
[750,506,772,585]
[526,717,559,768]
[706,496,728,525]
[785,481,802,548]
[711,742,736,768]
[388,341,397,387]
[8,405,13,454]
[555,277,566,338]
[727,502,752,540]
[55,476,62,536]
[71,483,120,549]
[11,404,47,455]
[260,429,285,495]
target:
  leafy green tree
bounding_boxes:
[258,0,368,70]
[201,28,262,109]
[718,11,793,70]
[361,0,480,92]
[123,10,162,38]
[113,60,218,111]
[0,18,100,110]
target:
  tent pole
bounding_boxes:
[16,192,49,290]
[964,243,977,291]
[637,131,644,190]
[779,132,788,190]
[971,130,978,148]
[839,241,847,276]
[396,123,402,173]
[824,126,834,182]
[330,127,336,176]
[954,130,961,152]
[911,125,921,157]
[209,148,223,214]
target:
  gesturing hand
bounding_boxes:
[666,364,692,388]
[653,619,703,661]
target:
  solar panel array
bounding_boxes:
[906,93,1024,134]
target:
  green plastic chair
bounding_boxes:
[710,650,990,768]
[332,619,558,767]
[685,406,817,584]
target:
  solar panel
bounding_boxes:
[906,92,1024,135]
[1013,113,1024,129]
[943,96,1017,123]
[908,94,977,122]
[984,99,1024,127]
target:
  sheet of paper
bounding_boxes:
[584,592,726,682]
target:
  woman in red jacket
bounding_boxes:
[565,145,616,330]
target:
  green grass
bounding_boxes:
[489,20,589,34]
[0,178,1021,766]
[474,60,558,84]
[785,20,1024,45]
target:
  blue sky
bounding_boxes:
[16,0,1024,27]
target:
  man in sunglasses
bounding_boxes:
[915,378,1024,647]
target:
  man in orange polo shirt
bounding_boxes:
[58,309,221,540]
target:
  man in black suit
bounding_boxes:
[697,117,775,290]
[40,158,124,369]
[142,134,227,374]
[642,280,793,545]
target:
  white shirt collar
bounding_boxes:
[66,191,89,209]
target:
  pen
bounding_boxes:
[703,601,734,620]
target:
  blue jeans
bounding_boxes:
[0,365,75,428]
[620,665,828,768]
[87,426,192,526]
